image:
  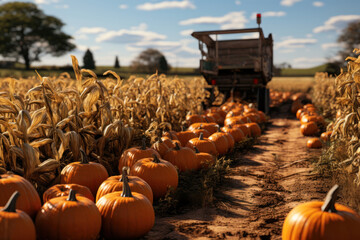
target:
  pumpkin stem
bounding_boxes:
[141,137,146,150]
[217,125,221,132]
[153,154,160,163]
[80,149,89,164]
[67,189,78,202]
[194,146,200,153]
[120,167,129,182]
[2,191,19,213]
[121,171,133,198]
[321,184,339,213]
[174,142,181,150]
[199,132,204,140]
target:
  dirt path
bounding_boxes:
[145,104,330,240]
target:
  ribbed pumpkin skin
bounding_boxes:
[163,146,198,171]
[191,128,211,138]
[151,140,170,158]
[196,152,216,169]
[233,124,251,138]
[222,126,245,142]
[96,192,155,239]
[0,194,36,240]
[208,132,229,156]
[118,147,160,172]
[185,137,218,156]
[176,131,197,147]
[282,202,360,240]
[189,123,219,135]
[186,114,205,125]
[245,123,261,137]
[96,175,153,203]
[43,183,94,202]
[35,195,101,240]
[60,162,109,196]
[0,174,41,219]
[223,132,235,151]
[130,157,178,199]
[307,138,322,148]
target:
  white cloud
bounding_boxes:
[130,41,182,52]
[96,24,167,43]
[180,29,194,36]
[275,38,317,49]
[321,42,343,50]
[119,4,128,9]
[235,0,241,5]
[77,27,107,34]
[280,0,301,6]
[137,0,195,11]
[313,1,324,7]
[293,57,325,65]
[34,0,58,4]
[251,11,286,19]
[313,15,360,33]
[179,11,248,30]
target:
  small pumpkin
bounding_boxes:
[222,125,245,143]
[118,138,160,172]
[163,142,199,171]
[176,127,197,147]
[96,167,153,203]
[130,154,178,199]
[208,131,229,156]
[233,124,251,138]
[320,131,332,142]
[307,138,322,148]
[282,185,360,240]
[96,174,155,239]
[0,191,36,240]
[151,137,170,158]
[0,174,41,219]
[186,114,205,125]
[191,125,211,138]
[36,189,102,240]
[60,151,109,196]
[300,122,319,136]
[188,122,219,135]
[194,147,216,169]
[185,132,218,156]
[224,116,246,127]
[245,122,261,138]
[43,183,94,202]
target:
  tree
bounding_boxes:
[158,55,170,73]
[83,49,95,69]
[114,56,120,68]
[337,20,360,60]
[0,2,75,69]
[131,48,170,73]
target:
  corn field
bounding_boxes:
[0,55,206,191]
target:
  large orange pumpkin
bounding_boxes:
[43,183,94,202]
[300,122,319,136]
[96,167,153,203]
[176,129,197,147]
[194,147,216,169]
[222,125,245,143]
[185,132,218,156]
[0,191,36,240]
[118,138,160,172]
[163,143,199,171]
[0,174,41,219]
[130,155,178,199]
[245,122,261,137]
[208,132,229,156]
[96,176,155,239]
[36,189,102,240]
[282,185,360,240]
[60,152,109,196]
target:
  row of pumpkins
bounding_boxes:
[0,101,266,240]
[291,100,332,148]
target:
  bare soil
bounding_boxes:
[145,104,332,240]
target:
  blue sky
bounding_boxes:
[3,0,360,68]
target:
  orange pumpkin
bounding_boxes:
[43,183,94,202]
[186,114,205,125]
[188,122,219,135]
[208,132,229,156]
[118,138,161,172]
[222,125,245,142]
[300,122,319,136]
[60,152,109,196]
[185,132,218,156]
[191,125,211,138]
[291,99,303,114]
[176,129,197,147]
[0,191,36,240]
[194,147,216,169]
[245,122,261,138]
[233,124,251,138]
[163,143,199,171]
[96,176,155,239]
[36,189,101,240]
[282,185,360,240]
[130,155,178,199]
[151,138,170,158]
[307,138,322,148]
[321,131,332,142]
[96,167,153,203]
[0,174,41,219]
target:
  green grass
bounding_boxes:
[280,64,327,76]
